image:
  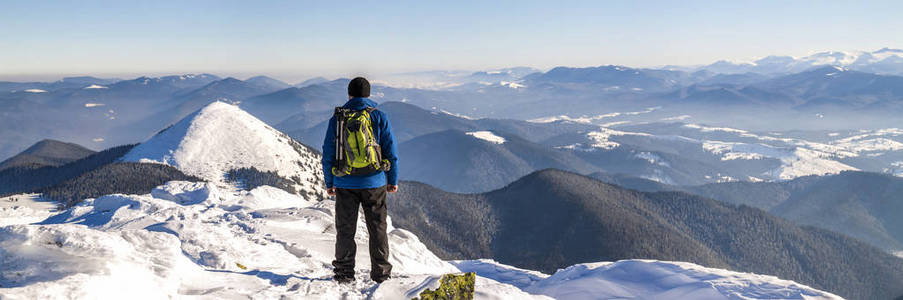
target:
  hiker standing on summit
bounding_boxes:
[322,77,399,284]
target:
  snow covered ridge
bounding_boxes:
[456,260,840,300]
[698,48,903,74]
[119,101,324,197]
[0,181,840,299]
[466,131,506,144]
[0,182,538,299]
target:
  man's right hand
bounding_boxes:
[327,187,336,196]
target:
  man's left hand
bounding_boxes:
[387,185,398,193]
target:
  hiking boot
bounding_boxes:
[373,276,390,284]
[334,275,355,284]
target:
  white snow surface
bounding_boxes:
[83,85,108,89]
[23,89,47,93]
[0,194,57,227]
[0,181,841,299]
[0,182,545,299]
[456,259,840,300]
[584,127,652,150]
[119,101,323,194]
[466,131,506,144]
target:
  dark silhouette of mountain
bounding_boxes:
[0,141,201,208]
[40,162,201,208]
[399,130,600,193]
[0,139,95,171]
[589,170,903,254]
[388,169,903,300]
[687,171,903,253]
[245,75,292,91]
[0,144,135,197]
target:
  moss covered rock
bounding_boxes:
[414,272,476,300]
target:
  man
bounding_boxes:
[322,77,399,284]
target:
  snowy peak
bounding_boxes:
[120,102,324,199]
[699,48,903,75]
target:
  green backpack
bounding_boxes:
[331,107,391,177]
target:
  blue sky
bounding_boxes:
[1,0,901,82]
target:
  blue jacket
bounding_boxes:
[322,98,398,189]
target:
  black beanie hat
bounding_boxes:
[348,77,370,98]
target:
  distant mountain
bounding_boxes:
[657,65,903,112]
[466,67,541,82]
[755,66,903,111]
[242,79,348,127]
[695,72,770,86]
[696,48,903,75]
[685,171,903,253]
[0,139,95,171]
[107,74,221,96]
[0,76,120,92]
[178,77,274,101]
[0,144,195,208]
[389,169,903,300]
[295,76,330,87]
[245,75,292,91]
[399,130,600,193]
[663,84,796,107]
[123,77,281,141]
[522,65,692,92]
[591,169,903,255]
[0,145,134,196]
[120,102,325,199]
[289,101,599,150]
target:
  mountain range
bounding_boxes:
[691,48,903,75]
[0,101,851,299]
[0,139,95,171]
[388,169,903,300]
[679,171,903,254]
[3,48,903,160]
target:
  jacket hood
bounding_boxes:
[343,97,378,110]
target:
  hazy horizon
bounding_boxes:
[3,1,903,83]
[1,46,900,84]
